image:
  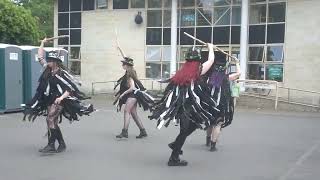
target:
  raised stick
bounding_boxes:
[183,32,239,62]
[39,35,69,42]
[114,27,126,58]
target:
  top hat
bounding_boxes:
[47,51,62,62]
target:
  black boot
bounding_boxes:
[56,127,66,153]
[39,129,56,153]
[116,129,128,138]
[167,151,188,166]
[206,136,211,146]
[210,141,217,152]
[168,142,183,155]
[136,129,147,139]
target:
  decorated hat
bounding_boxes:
[185,47,201,61]
[47,51,62,62]
[212,51,228,72]
[214,51,227,66]
[121,57,134,66]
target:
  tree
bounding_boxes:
[13,0,54,38]
[0,0,40,45]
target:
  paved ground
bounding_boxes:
[1,97,320,180]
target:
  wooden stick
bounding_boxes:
[183,32,240,62]
[111,15,126,59]
[39,35,69,42]
[114,27,126,58]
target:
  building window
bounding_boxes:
[58,30,69,45]
[145,0,245,78]
[196,27,212,45]
[113,0,129,9]
[58,13,69,28]
[213,26,230,44]
[83,0,95,11]
[266,45,283,62]
[196,8,212,26]
[182,0,195,7]
[96,0,108,9]
[249,46,264,62]
[58,0,82,75]
[148,0,162,8]
[163,28,172,45]
[70,29,81,45]
[231,26,240,44]
[69,61,81,75]
[70,47,81,59]
[147,10,162,27]
[247,0,286,82]
[268,2,286,22]
[181,9,196,26]
[70,0,81,11]
[231,6,241,25]
[58,0,69,12]
[146,28,162,45]
[131,0,145,8]
[213,7,230,25]
[214,0,231,6]
[267,24,285,43]
[249,4,267,24]
[249,25,266,44]
[180,28,195,45]
[70,13,81,28]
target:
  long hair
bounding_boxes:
[171,61,201,86]
[41,61,70,80]
[125,66,138,82]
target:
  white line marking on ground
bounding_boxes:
[278,141,320,180]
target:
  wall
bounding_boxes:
[81,9,146,92]
[285,0,320,92]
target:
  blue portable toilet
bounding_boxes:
[0,44,23,113]
[20,46,42,104]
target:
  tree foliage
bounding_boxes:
[0,0,40,45]
[14,0,54,38]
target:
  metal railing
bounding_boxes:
[277,86,320,108]
[238,79,320,109]
[237,79,279,109]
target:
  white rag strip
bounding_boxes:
[141,90,155,101]
[166,91,174,108]
[31,100,39,108]
[55,74,75,91]
[216,87,221,106]
[44,83,50,96]
[62,70,82,85]
[56,84,63,94]
[157,119,165,129]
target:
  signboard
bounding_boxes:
[267,65,283,81]
[10,53,18,61]
[35,54,39,62]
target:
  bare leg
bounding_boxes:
[116,98,136,138]
[130,100,144,130]
[206,126,213,146]
[123,98,136,129]
[212,124,222,143]
[210,119,223,152]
